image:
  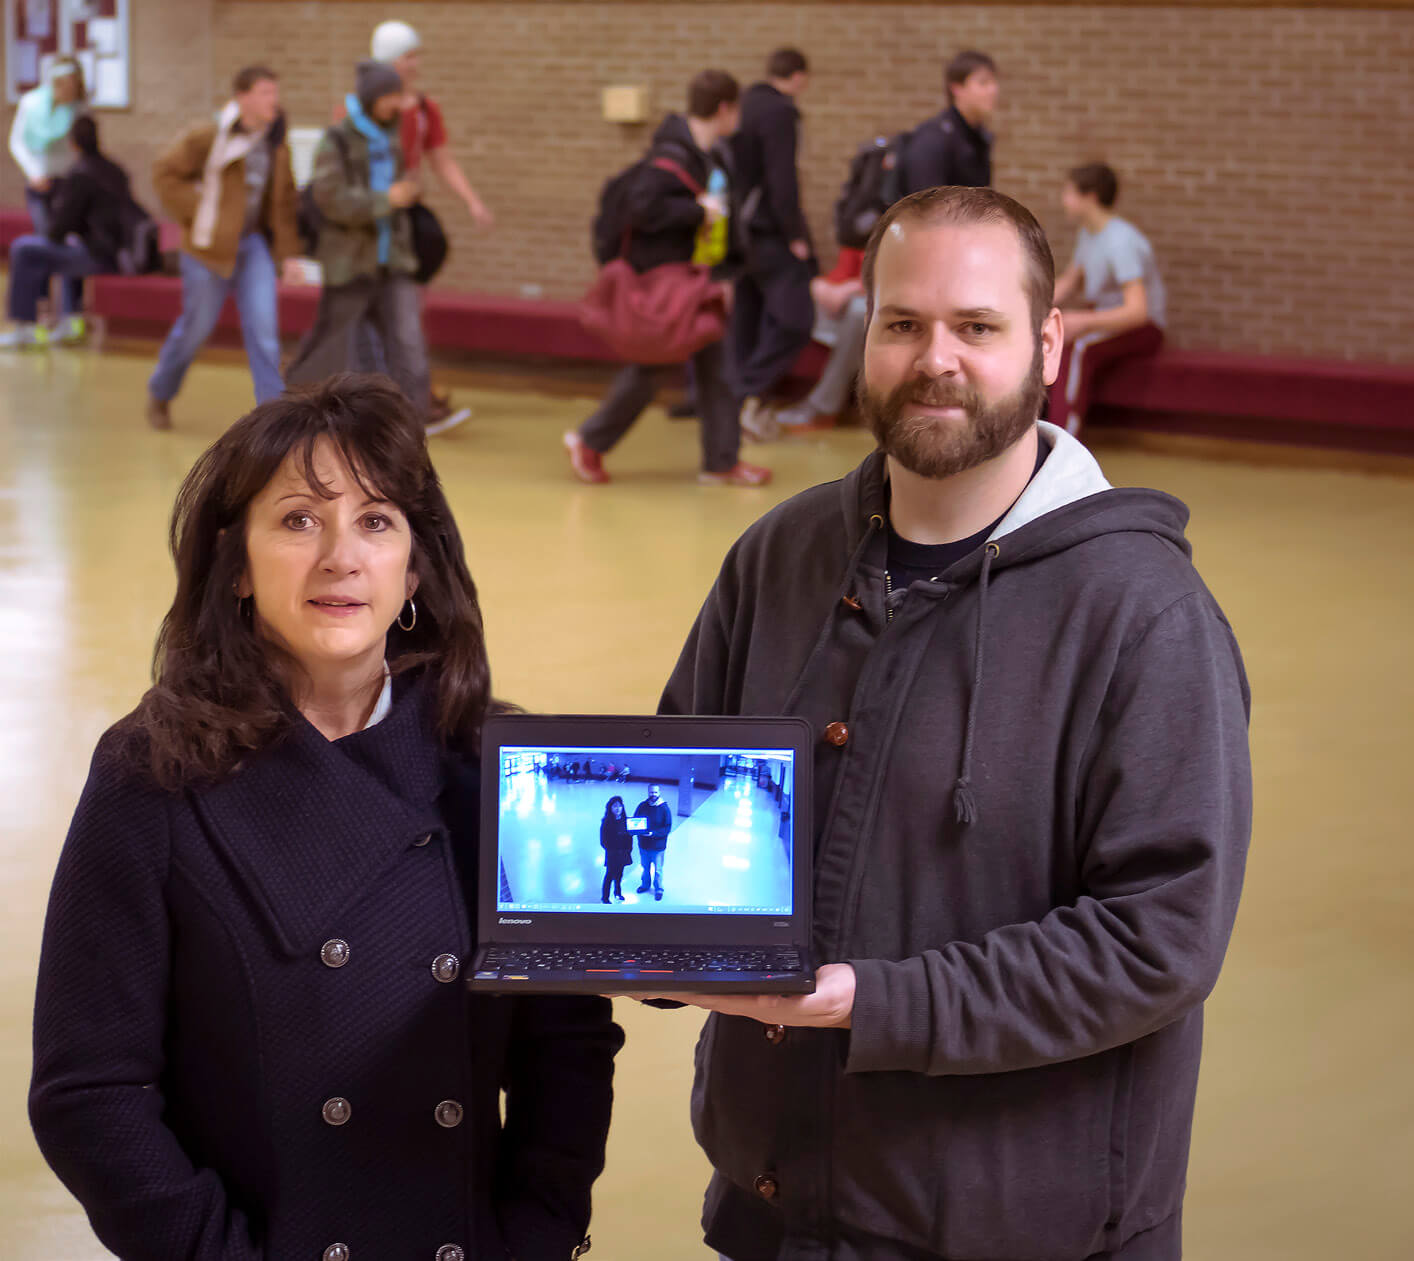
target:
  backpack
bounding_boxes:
[833,131,911,250]
[296,128,351,256]
[589,141,696,265]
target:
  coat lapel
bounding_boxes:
[193,679,450,957]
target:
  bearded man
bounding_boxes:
[654,186,1253,1261]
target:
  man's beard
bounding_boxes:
[856,341,1047,480]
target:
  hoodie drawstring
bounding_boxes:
[953,540,998,826]
[781,514,884,715]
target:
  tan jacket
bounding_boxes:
[152,119,300,278]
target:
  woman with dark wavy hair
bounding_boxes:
[30,375,622,1261]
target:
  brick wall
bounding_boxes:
[4,2,1411,363]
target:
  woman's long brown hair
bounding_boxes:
[129,374,493,789]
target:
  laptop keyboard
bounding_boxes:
[481,946,804,974]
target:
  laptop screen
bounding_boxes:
[496,745,797,916]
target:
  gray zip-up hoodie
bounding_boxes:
[661,423,1252,1261]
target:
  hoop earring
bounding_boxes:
[397,598,417,632]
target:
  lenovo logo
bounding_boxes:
[498,917,533,925]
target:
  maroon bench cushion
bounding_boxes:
[80,271,1414,437]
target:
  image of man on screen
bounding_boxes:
[633,785,673,900]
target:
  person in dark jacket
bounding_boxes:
[633,785,674,900]
[286,61,434,426]
[600,796,634,903]
[653,187,1251,1260]
[772,50,999,436]
[0,115,140,349]
[729,47,816,440]
[30,375,623,1261]
[564,69,770,488]
[899,49,998,196]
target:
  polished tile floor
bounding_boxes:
[1,348,1411,1259]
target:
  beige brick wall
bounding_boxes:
[4,2,1411,364]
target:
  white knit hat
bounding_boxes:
[371,19,422,63]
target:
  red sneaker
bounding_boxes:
[563,431,610,484]
[697,461,773,487]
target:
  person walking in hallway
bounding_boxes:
[147,65,301,430]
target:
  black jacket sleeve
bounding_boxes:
[29,736,264,1260]
[758,104,809,244]
[497,996,624,1261]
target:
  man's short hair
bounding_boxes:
[767,47,809,80]
[70,114,99,155]
[945,50,998,98]
[232,65,277,95]
[688,69,740,119]
[861,186,1056,335]
[1068,163,1120,209]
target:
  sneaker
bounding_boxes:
[425,397,472,435]
[53,314,87,345]
[146,393,173,431]
[697,461,773,487]
[738,395,778,443]
[0,323,48,350]
[563,430,610,484]
[775,399,838,435]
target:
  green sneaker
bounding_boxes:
[53,315,87,344]
[0,323,49,349]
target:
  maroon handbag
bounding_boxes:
[578,158,728,365]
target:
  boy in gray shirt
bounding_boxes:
[1051,163,1165,435]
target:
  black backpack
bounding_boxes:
[833,131,911,250]
[296,128,351,256]
[590,140,697,265]
[113,199,161,275]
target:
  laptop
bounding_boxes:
[468,714,816,994]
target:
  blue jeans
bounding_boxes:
[148,233,282,405]
[6,234,97,322]
[25,189,84,316]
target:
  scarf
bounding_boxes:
[344,93,396,266]
[192,101,266,251]
[21,85,77,159]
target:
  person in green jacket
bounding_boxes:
[285,61,429,418]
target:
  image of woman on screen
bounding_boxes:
[600,795,633,903]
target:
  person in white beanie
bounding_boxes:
[370,19,493,230]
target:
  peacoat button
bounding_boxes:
[435,1099,464,1128]
[431,953,461,983]
[320,939,350,968]
[823,721,850,748]
[764,1024,787,1045]
[436,1247,464,1261]
[323,1246,349,1261]
[412,832,433,848]
[322,1096,351,1126]
[753,1172,779,1200]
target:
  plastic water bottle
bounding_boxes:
[695,167,730,267]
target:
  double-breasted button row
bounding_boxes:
[763,1023,787,1045]
[324,1248,461,1260]
[322,1096,461,1129]
[753,1172,779,1200]
[431,953,461,983]
[823,721,850,748]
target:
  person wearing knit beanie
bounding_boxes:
[355,58,403,116]
[371,19,421,64]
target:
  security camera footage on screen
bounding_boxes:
[497,747,796,914]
